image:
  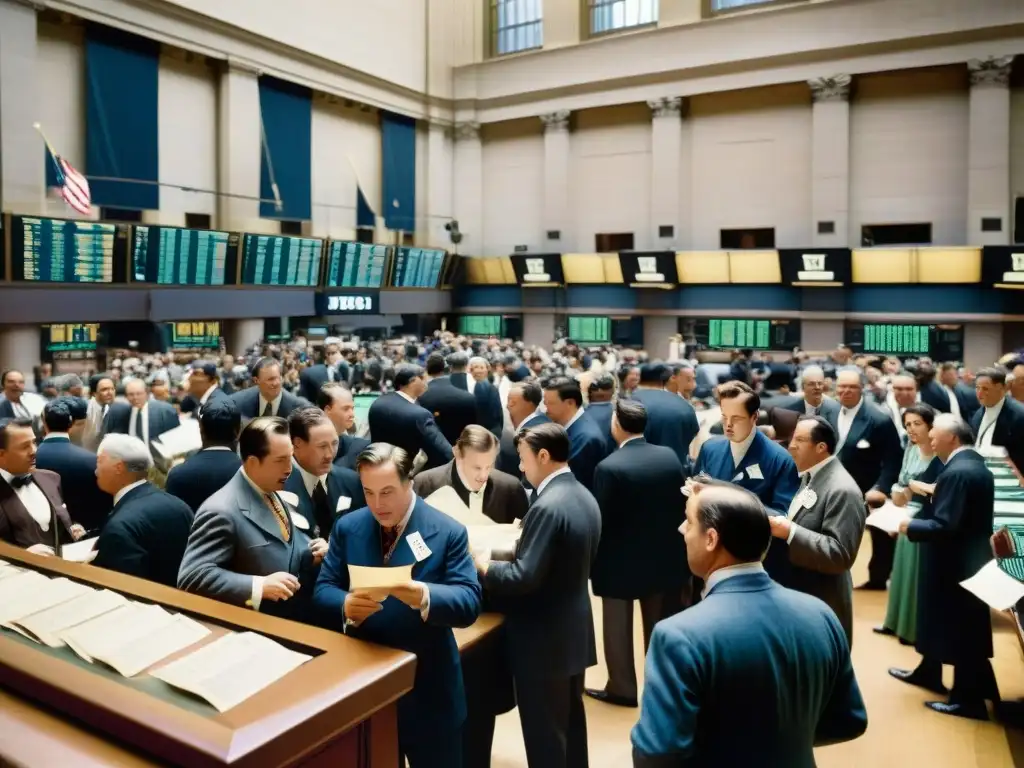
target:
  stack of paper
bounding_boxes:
[0,561,24,580]
[149,632,312,712]
[11,589,127,648]
[961,560,1024,610]
[423,486,496,527]
[0,576,91,628]
[466,524,522,561]
[151,419,202,460]
[865,502,911,534]
[61,537,99,563]
[349,563,414,602]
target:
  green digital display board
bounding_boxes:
[567,316,611,344]
[458,315,503,336]
[862,324,930,355]
[708,319,771,350]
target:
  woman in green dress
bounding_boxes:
[876,403,938,644]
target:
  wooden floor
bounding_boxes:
[490,540,1024,767]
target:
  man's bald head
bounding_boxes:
[318,382,356,434]
[125,379,147,408]
[682,483,771,579]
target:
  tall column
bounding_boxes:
[808,75,852,247]
[540,110,572,251]
[648,97,687,250]
[522,313,556,348]
[425,121,454,249]
[967,56,1014,246]
[224,319,265,356]
[452,121,483,253]
[0,326,42,391]
[216,60,263,232]
[642,316,677,361]
[0,0,43,215]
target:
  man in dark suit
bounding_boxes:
[939,362,980,421]
[476,423,601,768]
[165,400,243,514]
[893,414,999,720]
[418,353,478,446]
[449,353,503,438]
[828,369,902,590]
[630,363,700,472]
[36,398,112,534]
[367,364,452,471]
[317,382,370,470]
[186,360,232,418]
[0,417,77,554]
[775,365,841,422]
[632,483,867,766]
[231,358,307,422]
[84,374,116,451]
[92,434,194,587]
[971,367,1024,472]
[497,381,549,479]
[585,373,617,457]
[542,376,606,492]
[285,407,364,539]
[299,338,350,403]
[101,379,179,452]
[178,417,328,622]
[0,370,32,421]
[313,443,482,767]
[917,361,954,416]
[588,399,688,709]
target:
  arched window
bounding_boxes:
[588,0,657,36]
[490,0,543,56]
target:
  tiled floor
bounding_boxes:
[489,540,1024,767]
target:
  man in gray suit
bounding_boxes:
[177,417,328,621]
[777,366,841,421]
[770,415,866,644]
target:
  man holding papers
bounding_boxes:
[178,417,328,621]
[891,414,999,720]
[100,379,179,454]
[313,442,482,768]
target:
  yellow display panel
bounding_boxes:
[677,251,729,284]
[728,250,781,283]
[915,247,982,284]
[561,254,623,283]
[852,249,913,283]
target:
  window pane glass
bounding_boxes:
[589,0,658,34]
[493,0,544,54]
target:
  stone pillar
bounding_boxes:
[967,56,1014,246]
[808,75,852,248]
[0,0,43,215]
[217,60,263,231]
[425,121,454,249]
[224,319,265,357]
[452,121,483,253]
[540,110,572,251]
[964,322,1003,371]
[522,313,556,348]
[648,97,687,250]
[0,325,42,391]
[642,316,678,361]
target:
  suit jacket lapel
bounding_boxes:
[839,405,869,454]
[239,475,290,543]
[384,501,439,574]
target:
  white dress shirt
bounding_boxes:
[129,403,150,446]
[0,468,51,532]
[536,466,573,496]
[729,428,757,468]
[943,385,961,418]
[564,407,585,432]
[295,461,328,499]
[466,376,477,396]
[258,392,284,417]
[785,455,836,542]
[943,445,974,465]
[8,399,30,420]
[837,399,863,445]
[977,398,1005,448]
[199,386,218,407]
[619,435,643,449]
[701,561,765,599]
[113,479,148,507]
[455,462,486,519]
[803,399,824,416]
[397,390,417,405]
[517,409,544,433]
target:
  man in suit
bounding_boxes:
[92,434,194,587]
[886,373,921,443]
[185,361,231,418]
[476,423,601,768]
[775,365,840,422]
[299,338,350,403]
[971,367,1024,472]
[450,353,503,438]
[828,369,902,590]
[317,382,370,470]
[632,482,867,766]
[178,417,328,622]
[102,379,179,453]
[666,363,697,402]
[918,361,955,416]
[0,417,79,554]
[367,364,452,471]
[0,370,32,420]
[36,398,113,534]
[892,414,999,719]
[630,363,701,472]
[588,399,688,709]
[584,373,617,457]
[694,381,800,585]
[231,357,306,422]
[542,376,606,492]
[313,443,482,767]
[418,353,478,446]
[497,381,549,479]
[165,400,243,514]
[774,415,866,645]
[83,374,116,451]
[285,407,364,539]
[938,362,979,421]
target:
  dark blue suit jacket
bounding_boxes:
[631,572,867,767]
[313,499,482,746]
[299,362,349,403]
[584,401,616,458]
[283,464,365,539]
[165,448,242,513]
[102,400,179,444]
[827,400,902,495]
[566,411,608,492]
[970,396,1024,474]
[335,433,371,470]
[231,388,307,421]
[452,373,503,438]
[367,392,453,470]
[631,388,700,473]
[35,435,112,533]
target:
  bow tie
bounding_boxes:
[8,474,33,489]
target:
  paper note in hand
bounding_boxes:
[865,503,910,535]
[61,536,99,563]
[423,486,495,527]
[349,563,415,602]
[960,560,1024,611]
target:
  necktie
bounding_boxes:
[9,474,32,489]
[133,409,144,441]
[262,401,273,417]
[381,526,401,562]
[13,402,28,420]
[264,493,291,542]
[311,480,333,539]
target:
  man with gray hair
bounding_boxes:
[891,413,999,720]
[92,434,195,587]
[781,365,839,420]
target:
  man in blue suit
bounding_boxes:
[694,381,800,584]
[542,376,606,492]
[367,364,453,471]
[632,483,867,767]
[232,358,308,422]
[285,407,364,539]
[313,443,482,768]
[102,379,179,453]
[585,373,617,457]
[165,400,242,514]
[631,363,700,472]
[449,353,503,438]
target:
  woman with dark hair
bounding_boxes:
[876,402,940,644]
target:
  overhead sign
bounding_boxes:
[778,248,851,287]
[316,289,380,315]
[618,251,678,287]
[982,246,1024,288]
[510,253,563,286]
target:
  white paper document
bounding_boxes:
[865,503,911,534]
[348,564,414,601]
[151,419,202,459]
[423,486,496,527]
[0,563,24,580]
[11,589,128,648]
[61,536,99,563]
[149,631,312,713]
[995,500,1024,516]
[960,560,1024,611]
[979,445,1009,459]
[466,524,522,561]
[0,577,92,627]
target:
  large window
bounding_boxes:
[706,0,800,14]
[588,0,657,36]
[491,0,543,57]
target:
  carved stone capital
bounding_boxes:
[808,74,852,103]
[968,55,1015,88]
[540,110,571,132]
[451,121,480,141]
[647,97,685,119]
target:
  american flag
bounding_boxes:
[48,152,91,215]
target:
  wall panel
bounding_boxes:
[481,118,544,254]
[850,67,969,246]
[1012,85,1024,238]
[37,22,86,217]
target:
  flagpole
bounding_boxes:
[33,123,59,214]
[32,122,58,158]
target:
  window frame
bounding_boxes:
[488,0,544,58]
[584,0,659,39]
[702,0,807,18]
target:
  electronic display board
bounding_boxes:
[567,316,611,344]
[169,321,222,349]
[133,226,239,285]
[458,315,503,337]
[10,215,123,283]
[325,241,387,288]
[44,323,100,353]
[242,234,323,286]
[695,318,801,350]
[389,247,446,288]
[845,323,964,359]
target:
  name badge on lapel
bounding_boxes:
[801,489,818,509]
[290,512,310,531]
[746,464,764,480]
[856,439,871,449]
[337,496,352,513]
[731,473,743,482]
[407,531,431,562]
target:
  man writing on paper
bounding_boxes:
[178,417,328,622]
[313,443,482,768]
